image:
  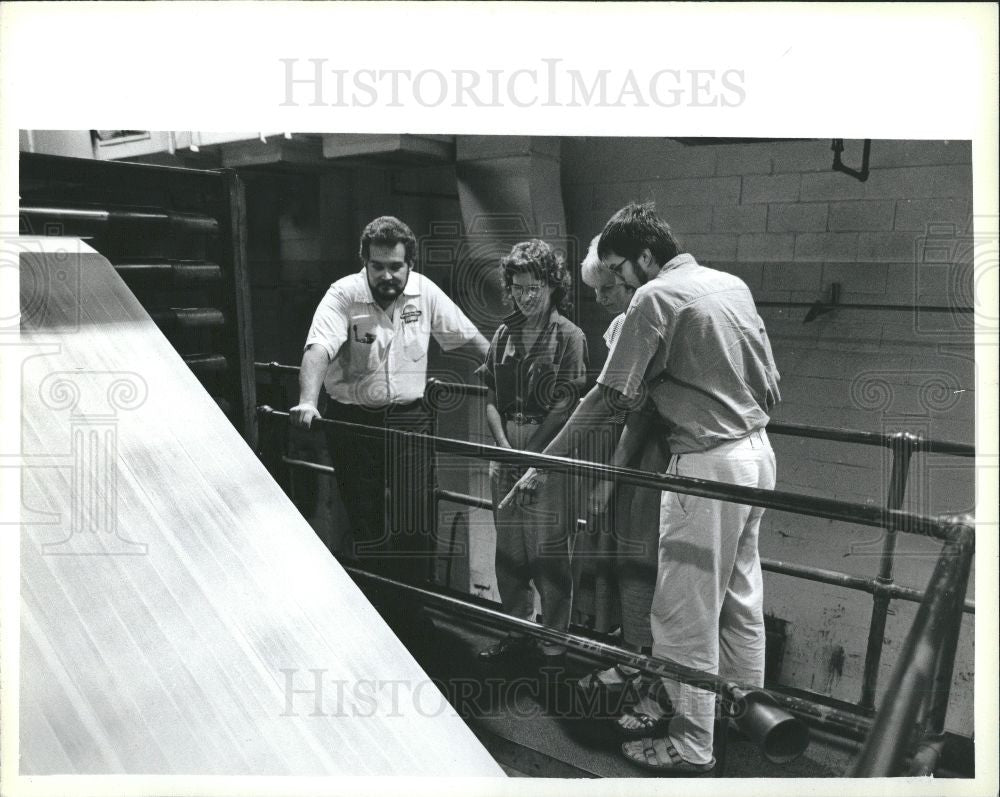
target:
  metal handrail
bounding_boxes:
[422,378,976,456]
[254,368,976,750]
[260,408,958,541]
[435,486,975,615]
[420,378,975,715]
[849,520,975,776]
[257,406,976,774]
[345,564,873,742]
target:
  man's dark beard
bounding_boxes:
[373,280,402,299]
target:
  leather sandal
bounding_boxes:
[621,736,715,775]
[615,706,672,740]
[477,635,537,663]
[575,664,641,695]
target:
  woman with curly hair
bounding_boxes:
[476,239,589,672]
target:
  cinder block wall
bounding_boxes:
[561,137,975,733]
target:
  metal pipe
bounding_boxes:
[756,301,973,314]
[20,204,219,232]
[345,565,873,740]
[437,488,493,511]
[258,408,961,542]
[908,736,947,776]
[113,259,223,285]
[860,434,917,710]
[149,307,226,330]
[281,456,334,476]
[925,515,975,738]
[424,383,976,457]
[183,353,228,374]
[253,361,302,375]
[849,521,975,776]
[276,443,975,615]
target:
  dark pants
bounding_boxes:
[324,399,437,587]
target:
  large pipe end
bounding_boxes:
[730,686,810,764]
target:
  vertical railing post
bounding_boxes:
[426,379,441,585]
[907,514,975,775]
[850,520,974,776]
[256,405,290,493]
[859,432,918,711]
[269,361,290,411]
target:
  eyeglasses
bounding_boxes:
[607,258,630,277]
[510,284,545,297]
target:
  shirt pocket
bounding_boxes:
[527,361,561,408]
[347,313,381,375]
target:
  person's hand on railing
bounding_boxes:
[498,467,548,509]
[289,402,322,429]
[588,480,615,516]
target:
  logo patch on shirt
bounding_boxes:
[401,304,422,324]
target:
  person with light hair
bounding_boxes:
[573,236,669,709]
[503,203,780,774]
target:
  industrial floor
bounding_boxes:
[386,601,860,779]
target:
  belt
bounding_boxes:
[504,412,543,425]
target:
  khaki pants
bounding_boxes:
[652,429,775,765]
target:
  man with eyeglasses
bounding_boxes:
[502,202,780,774]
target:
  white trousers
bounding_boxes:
[651,429,776,764]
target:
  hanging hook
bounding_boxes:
[803,282,841,323]
[831,139,871,182]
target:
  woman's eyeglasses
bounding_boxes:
[510,284,545,297]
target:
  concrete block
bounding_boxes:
[648,176,742,206]
[713,204,768,233]
[781,316,884,354]
[718,261,764,291]
[742,173,801,204]
[884,263,919,299]
[457,135,534,161]
[560,137,602,185]
[828,201,896,232]
[679,233,738,261]
[591,180,648,213]
[822,262,889,295]
[563,137,719,184]
[738,233,795,262]
[656,142,719,178]
[870,139,972,168]
[894,198,972,231]
[858,232,920,263]
[770,140,838,173]
[800,171,866,202]
[905,353,976,388]
[563,185,594,228]
[661,205,713,235]
[714,144,773,176]
[794,233,859,262]
[574,210,617,241]
[780,375,859,409]
[762,261,823,292]
[862,165,973,200]
[793,350,914,381]
[768,203,828,233]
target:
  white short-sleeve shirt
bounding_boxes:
[305,270,481,407]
